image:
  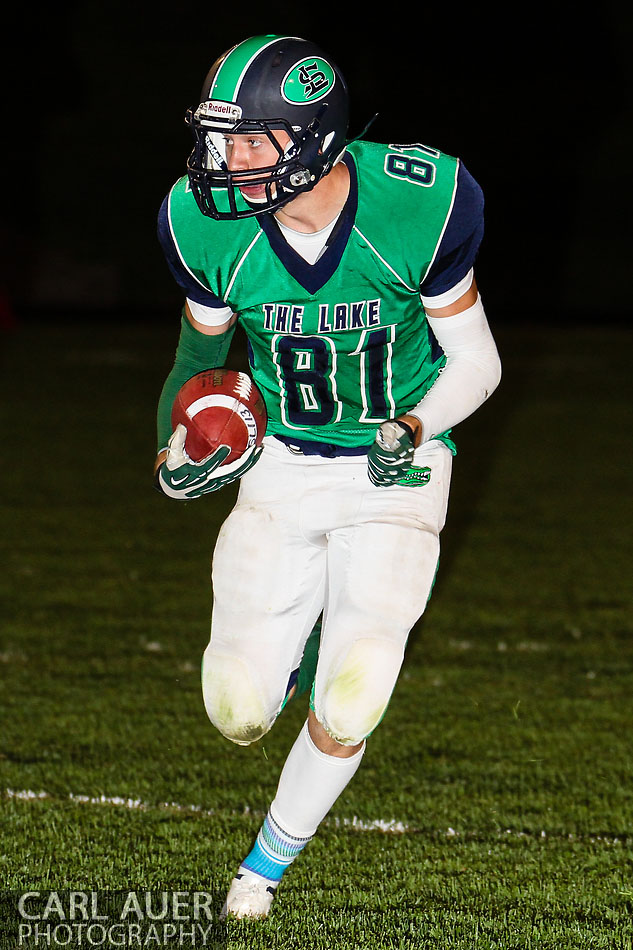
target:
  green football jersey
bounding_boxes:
[164,140,462,449]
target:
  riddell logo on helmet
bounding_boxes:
[197,101,243,120]
[281,57,335,105]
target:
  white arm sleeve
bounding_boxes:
[409,294,502,443]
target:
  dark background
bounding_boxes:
[3,2,631,327]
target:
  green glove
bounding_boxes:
[156,424,262,499]
[367,421,416,487]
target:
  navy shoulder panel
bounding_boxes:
[157,194,227,307]
[421,163,484,296]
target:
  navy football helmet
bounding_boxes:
[185,35,349,219]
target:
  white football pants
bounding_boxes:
[202,435,452,746]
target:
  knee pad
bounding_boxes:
[316,637,404,745]
[201,650,276,746]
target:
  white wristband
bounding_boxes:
[409,294,501,442]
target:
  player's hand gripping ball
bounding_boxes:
[158,369,267,499]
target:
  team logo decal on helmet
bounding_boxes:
[184,35,349,220]
[281,58,336,104]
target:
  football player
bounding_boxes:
[154,35,501,919]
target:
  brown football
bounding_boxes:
[171,369,267,464]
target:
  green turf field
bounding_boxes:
[1,318,632,949]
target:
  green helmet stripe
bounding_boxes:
[211,35,296,102]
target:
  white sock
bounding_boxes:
[270,720,366,837]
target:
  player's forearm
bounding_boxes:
[409,294,501,443]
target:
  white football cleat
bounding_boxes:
[220,870,278,920]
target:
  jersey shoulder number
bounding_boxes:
[384,143,442,188]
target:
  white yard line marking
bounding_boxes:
[4,789,626,844]
[5,788,413,833]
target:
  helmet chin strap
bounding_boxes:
[270,144,310,199]
[278,103,330,196]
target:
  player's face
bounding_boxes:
[223,130,293,203]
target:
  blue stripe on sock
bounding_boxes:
[241,813,313,882]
